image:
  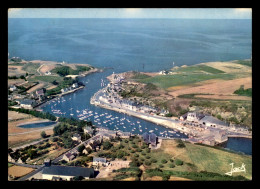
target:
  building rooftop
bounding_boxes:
[93,157,106,163]
[20,99,35,105]
[42,165,94,178]
[200,116,229,126]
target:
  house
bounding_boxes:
[117,131,131,139]
[71,133,81,142]
[36,89,45,97]
[10,57,22,62]
[142,132,157,147]
[8,154,16,163]
[45,71,51,75]
[63,152,75,162]
[93,157,109,167]
[20,99,37,109]
[83,127,94,136]
[42,165,94,181]
[44,159,51,167]
[9,85,17,92]
[180,113,188,121]
[186,112,205,122]
[82,147,92,155]
[72,83,78,88]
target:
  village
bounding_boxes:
[91,72,252,147]
[8,121,164,181]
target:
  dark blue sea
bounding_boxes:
[8,18,252,155]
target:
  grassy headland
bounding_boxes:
[116,59,252,128]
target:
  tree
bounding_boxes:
[72,176,84,181]
[175,159,183,166]
[27,149,37,159]
[41,131,47,138]
[144,160,151,166]
[103,141,113,150]
[161,159,168,164]
[20,75,26,80]
[78,144,85,153]
[169,163,175,168]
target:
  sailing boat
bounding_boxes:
[70,108,74,116]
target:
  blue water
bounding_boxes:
[8,18,252,154]
[224,137,252,155]
[18,121,57,128]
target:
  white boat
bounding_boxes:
[149,130,154,133]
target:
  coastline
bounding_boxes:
[90,94,188,134]
[35,68,101,110]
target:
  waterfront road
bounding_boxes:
[92,89,251,138]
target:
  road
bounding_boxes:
[36,64,44,76]
[17,165,45,181]
[52,133,99,163]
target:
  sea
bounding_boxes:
[8,18,252,155]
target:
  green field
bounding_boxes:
[233,60,252,67]
[138,73,236,89]
[28,76,63,83]
[8,163,14,168]
[152,140,252,180]
[22,62,41,75]
[173,65,225,74]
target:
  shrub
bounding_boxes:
[169,159,174,163]
[103,141,113,150]
[51,137,58,142]
[144,160,151,166]
[134,154,139,157]
[145,155,151,159]
[175,159,183,166]
[151,159,157,163]
[161,159,168,164]
[169,163,175,168]
[40,131,47,138]
[159,164,164,168]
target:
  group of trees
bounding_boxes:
[52,65,91,77]
[8,74,27,80]
[234,85,252,97]
[8,107,57,121]
[46,77,77,96]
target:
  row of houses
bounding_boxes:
[61,83,79,93]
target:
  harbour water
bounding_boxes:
[8,18,252,155]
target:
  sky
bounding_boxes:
[8,8,252,19]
